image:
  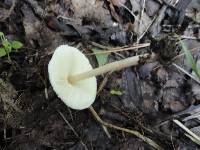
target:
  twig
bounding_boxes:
[97,72,111,96]
[58,110,79,138]
[101,124,112,139]
[137,16,156,42]
[86,43,150,55]
[57,110,88,149]
[96,72,112,138]
[89,106,163,150]
[89,42,125,58]
[90,41,111,50]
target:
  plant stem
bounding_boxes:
[68,53,152,83]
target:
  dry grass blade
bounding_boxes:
[86,43,150,55]
[137,16,156,42]
[173,119,200,144]
[172,63,200,85]
[57,110,88,149]
[89,106,163,150]
[97,72,111,96]
[136,0,146,43]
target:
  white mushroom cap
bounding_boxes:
[48,45,97,110]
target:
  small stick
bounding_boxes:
[89,106,163,150]
[69,53,152,83]
[58,110,88,149]
[87,43,150,55]
[173,119,200,142]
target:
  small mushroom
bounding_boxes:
[48,45,97,110]
[48,45,153,110]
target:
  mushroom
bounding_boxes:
[48,45,153,110]
[48,45,97,110]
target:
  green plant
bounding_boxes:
[110,89,123,96]
[0,31,23,61]
[180,40,200,79]
[91,48,109,66]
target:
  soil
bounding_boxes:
[0,0,200,149]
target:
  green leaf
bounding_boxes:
[2,39,11,52]
[180,40,200,79]
[110,89,123,96]
[0,48,7,57]
[91,48,109,66]
[198,69,200,76]
[180,41,196,69]
[0,32,5,41]
[0,32,4,37]
[11,41,23,50]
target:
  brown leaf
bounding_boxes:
[71,0,113,27]
[129,0,152,36]
[108,2,122,23]
[108,0,126,7]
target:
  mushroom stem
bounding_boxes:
[68,53,152,83]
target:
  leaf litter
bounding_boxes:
[0,0,200,149]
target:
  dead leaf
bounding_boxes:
[121,68,143,111]
[0,78,23,128]
[129,0,152,36]
[71,0,113,27]
[146,0,160,17]
[108,0,126,7]
[22,4,54,48]
[138,62,158,79]
[192,83,200,100]
[108,1,122,23]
